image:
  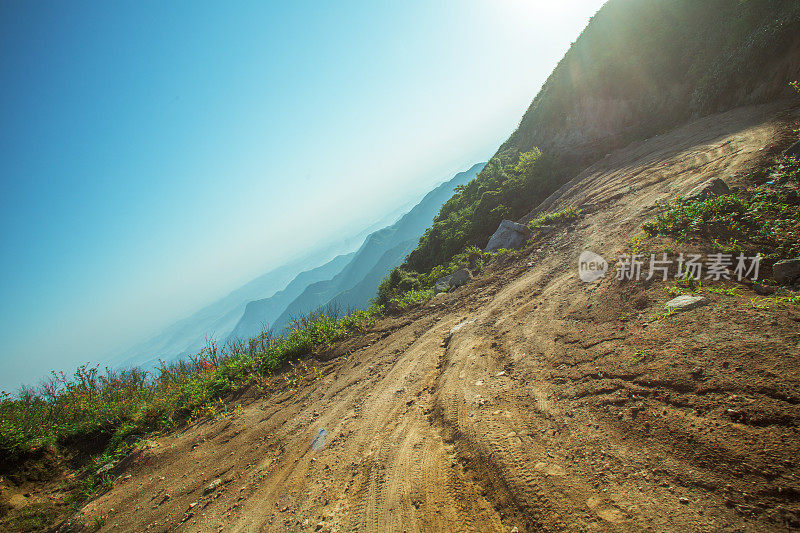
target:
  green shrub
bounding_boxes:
[377,145,577,301]
[376,268,420,305]
[2,504,58,531]
[642,195,749,241]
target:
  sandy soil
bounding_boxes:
[39,102,800,532]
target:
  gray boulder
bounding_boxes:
[685,178,731,202]
[434,278,451,294]
[434,268,472,294]
[753,282,777,296]
[773,258,800,284]
[484,220,532,253]
[665,295,708,312]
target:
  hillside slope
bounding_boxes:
[324,238,418,312]
[65,103,800,533]
[504,0,800,161]
[392,0,800,280]
[269,163,485,333]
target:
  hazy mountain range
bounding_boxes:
[233,162,486,338]
[225,252,355,342]
[113,163,484,369]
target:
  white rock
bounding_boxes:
[204,478,223,494]
[664,295,708,312]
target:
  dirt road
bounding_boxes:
[74,102,800,532]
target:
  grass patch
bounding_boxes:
[528,207,581,230]
[708,286,742,297]
[389,288,435,310]
[1,503,59,532]
[775,293,800,305]
[91,514,108,530]
[750,297,772,309]
[748,292,800,310]
[649,307,677,323]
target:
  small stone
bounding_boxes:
[204,478,223,494]
[753,282,776,295]
[96,463,114,475]
[664,295,708,312]
[679,497,690,505]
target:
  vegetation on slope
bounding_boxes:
[3,3,799,528]
[641,152,800,268]
[404,149,557,273]
[376,150,573,301]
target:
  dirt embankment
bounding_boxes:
[17,102,800,532]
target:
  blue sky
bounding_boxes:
[0,0,605,391]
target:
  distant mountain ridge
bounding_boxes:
[231,162,486,338]
[226,252,355,342]
[112,221,387,370]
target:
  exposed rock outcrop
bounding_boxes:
[484,220,532,253]
[434,268,472,294]
[773,258,800,285]
[685,178,731,201]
